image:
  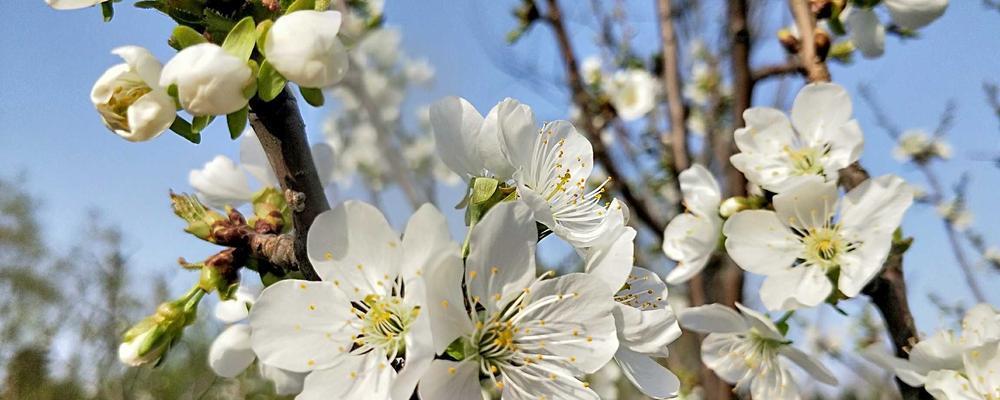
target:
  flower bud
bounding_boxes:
[249,187,291,234]
[845,7,885,59]
[160,43,252,116]
[91,46,175,142]
[118,297,195,367]
[777,28,800,54]
[265,11,348,88]
[46,0,105,10]
[883,0,948,31]
[719,196,766,218]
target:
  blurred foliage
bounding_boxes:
[0,177,288,399]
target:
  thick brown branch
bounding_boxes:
[249,88,329,281]
[788,0,830,82]
[656,0,690,172]
[541,0,666,239]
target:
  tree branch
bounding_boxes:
[248,88,329,281]
[656,0,690,172]
[540,0,667,239]
[752,60,803,83]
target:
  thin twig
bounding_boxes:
[656,0,690,171]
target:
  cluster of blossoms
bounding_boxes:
[663,82,915,398]
[864,303,1000,399]
[189,97,687,399]
[581,56,658,122]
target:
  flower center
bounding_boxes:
[802,227,847,268]
[96,80,152,132]
[783,145,824,176]
[352,294,417,359]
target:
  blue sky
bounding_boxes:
[1,0,997,337]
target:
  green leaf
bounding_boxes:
[169,25,207,50]
[256,19,273,57]
[286,0,315,13]
[169,116,201,144]
[133,1,160,9]
[222,17,257,61]
[299,86,324,107]
[191,115,212,134]
[101,1,114,22]
[257,60,287,102]
[227,107,249,139]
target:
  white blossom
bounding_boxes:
[605,69,657,122]
[45,0,105,10]
[662,164,723,285]
[159,43,252,116]
[937,199,973,231]
[884,0,948,30]
[189,155,254,208]
[724,175,913,310]
[680,303,838,399]
[249,201,449,399]
[404,58,435,85]
[844,6,886,59]
[91,46,175,142]
[581,55,603,86]
[265,10,349,88]
[419,201,619,400]
[730,82,863,193]
[864,303,999,399]
[893,129,952,162]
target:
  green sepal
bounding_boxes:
[286,0,316,13]
[828,3,847,36]
[222,16,257,61]
[249,187,293,234]
[169,25,207,50]
[133,1,159,9]
[444,337,468,361]
[257,60,287,102]
[169,116,201,144]
[470,177,499,205]
[256,19,274,57]
[191,115,212,134]
[101,1,114,22]
[299,86,325,107]
[227,107,249,139]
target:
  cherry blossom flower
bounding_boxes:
[724,175,913,311]
[842,0,947,59]
[662,164,723,285]
[893,129,952,163]
[266,10,349,88]
[730,83,863,193]
[45,0,105,10]
[159,43,252,116]
[249,201,451,399]
[420,202,619,400]
[883,0,949,30]
[605,69,657,121]
[91,46,175,142]
[680,303,838,399]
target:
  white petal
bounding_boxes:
[790,82,853,145]
[392,313,435,400]
[46,0,104,10]
[925,369,981,400]
[839,175,913,240]
[417,360,482,400]
[860,345,930,387]
[519,273,619,374]
[822,119,865,171]
[248,280,355,372]
[189,155,254,208]
[749,364,800,400]
[159,43,251,116]
[614,348,680,399]
[400,203,457,282]
[466,201,536,315]
[502,361,602,400]
[307,201,402,298]
[962,303,1000,346]
[297,352,395,400]
[477,99,523,179]
[883,0,948,30]
[678,304,748,334]
[214,287,256,323]
[723,210,801,275]
[759,267,833,311]
[583,226,636,296]
[118,90,175,142]
[846,7,886,59]
[735,108,796,155]
[908,330,964,374]
[423,249,474,354]
[772,175,838,231]
[429,97,486,179]
[265,11,348,88]
[208,325,256,378]
[491,98,538,171]
[779,345,838,385]
[112,45,164,90]
[258,364,306,395]
[962,342,1000,397]
[240,129,280,187]
[734,302,784,339]
[678,164,722,217]
[700,333,751,383]
[663,213,719,284]
[614,268,681,354]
